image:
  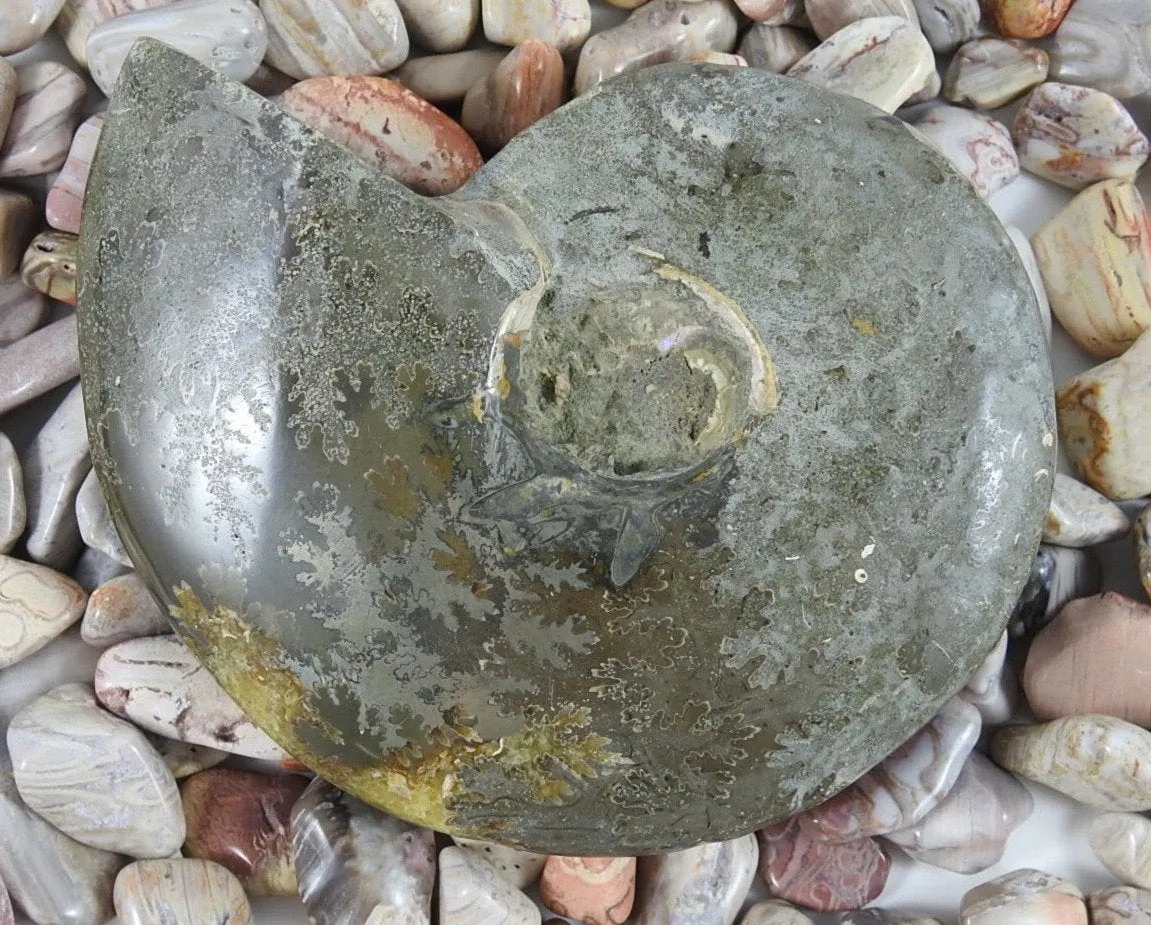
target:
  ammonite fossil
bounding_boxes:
[77,41,1054,854]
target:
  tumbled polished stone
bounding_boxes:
[77,43,1054,854]
[1035,181,1151,360]
[21,382,90,569]
[452,837,546,889]
[913,0,979,53]
[982,0,1072,38]
[991,715,1151,810]
[81,571,170,647]
[0,553,86,667]
[46,113,104,234]
[1091,813,1151,891]
[440,846,540,925]
[114,859,252,925]
[575,0,739,94]
[884,752,1033,873]
[461,40,565,153]
[86,0,268,96]
[395,0,477,52]
[0,276,46,347]
[799,696,981,841]
[0,62,87,179]
[483,0,590,51]
[0,0,68,54]
[0,190,37,279]
[1089,886,1151,925]
[1007,544,1102,635]
[7,683,185,857]
[0,314,78,417]
[391,49,504,103]
[1057,328,1151,499]
[1024,593,1151,725]
[278,75,482,195]
[540,855,635,925]
[95,634,287,759]
[1048,0,1151,99]
[0,434,23,555]
[634,836,758,925]
[739,24,816,72]
[1044,473,1130,546]
[960,869,1086,925]
[734,0,805,23]
[293,777,437,925]
[911,106,1019,199]
[0,750,121,925]
[943,38,1048,110]
[758,819,889,912]
[959,630,1014,725]
[21,230,78,305]
[742,900,816,925]
[76,468,131,565]
[804,0,918,40]
[787,16,935,113]
[262,0,409,78]
[156,738,228,778]
[57,0,173,67]
[182,768,308,895]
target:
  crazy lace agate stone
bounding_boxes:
[78,43,1053,853]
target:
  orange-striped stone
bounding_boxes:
[540,856,635,925]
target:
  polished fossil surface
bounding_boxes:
[77,41,1053,854]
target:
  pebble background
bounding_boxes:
[1,0,1151,923]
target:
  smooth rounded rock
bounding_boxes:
[959,630,1015,725]
[982,0,1071,38]
[740,899,816,925]
[0,62,86,179]
[787,16,935,113]
[804,0,918,40]
[56,0,172,68]
[279,75,482,195]
[0,434,23,556]
[76,467,131,565]
[7,683,185,857]
[884,751,1033,874]
[156,738,229,778]
[1043,472,1130,546]
[739,24,816,72]
[114,859,252,925]
[81,570,171,647]
[0,0,68,54]
[396,0,478,52]
[1057,328,1151,499]
[440,846,540,925]
[943,38,1049,109]
[0,190,37,279]
[94,634,287,759]
[391,48,505,103]
[1091,813,1151,892]
[634,836,758,925]
[0,554,86,667]
[86,0,268,96]
[911,106,1019,199]
[452,837,546,889]
[540,855,635,925]
[734,0,806,23]
[0,314,79,417]
[182,768,308,895]
[1088,886,1151,925]
[483,0,590,51]
[46,113,105,235]
[21,230,78,305]
[960,869,1086,925]
[1048,0,1151,99]
[574,0,739,94]
[0,751,122,925]
[758,819,889,913]
[912,0,980,53]
[78,44,1055,854]
[293,777,437,925]
[990,715,1151,811]
[1013,82,1150,190]
[263,0,410,78]
[1035,180,1151,360]
[799,696,981,842]
[1023,593,1151,724]
[461,39,564,153]
[0,276,47,347]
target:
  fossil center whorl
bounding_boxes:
[505,267,778,483]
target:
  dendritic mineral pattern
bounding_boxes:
[76,42,1053,854]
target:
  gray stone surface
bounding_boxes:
[77,42,1054,854]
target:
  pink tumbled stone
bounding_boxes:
[46,112,104,234]
[540,855,635,925]
[757,817,890,912]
